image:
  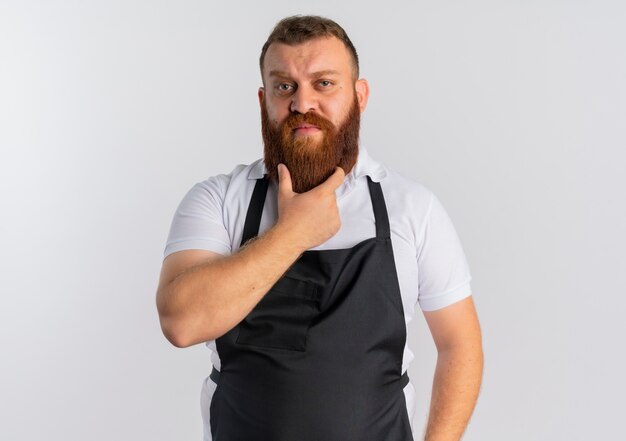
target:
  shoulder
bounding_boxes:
[359,149,434,204]
[366,158,438,248]
[188,159,263,201]
[164,159,264,258]
[376,165,436,220]
[381,168,434,199]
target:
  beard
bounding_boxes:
[261,96,361,193]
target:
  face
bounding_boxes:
[259,36,369,193]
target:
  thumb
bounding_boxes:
[277,163,295,196]
[319,166,346,192]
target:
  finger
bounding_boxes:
[277,163,295,196]
[319,166,346,192]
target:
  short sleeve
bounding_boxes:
[416,193,472,311]
[163,174,233,259]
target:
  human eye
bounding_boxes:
[276,83,294,93]
[318,80,333,88]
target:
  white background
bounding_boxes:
[1,1,625,440]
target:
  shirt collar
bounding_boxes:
[247,146,388,183]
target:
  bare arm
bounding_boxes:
[422,296,483,441]
[156,164,346,348]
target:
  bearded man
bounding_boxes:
[157,15,483,441]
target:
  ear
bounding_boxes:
[354,78,369,113]
[258,87,265,108]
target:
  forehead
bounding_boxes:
[263,36,353,79]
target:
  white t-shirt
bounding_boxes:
[164,147,472,439]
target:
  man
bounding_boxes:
[157,15,483,441]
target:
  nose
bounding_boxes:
[290,85,317,114]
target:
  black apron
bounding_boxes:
[210,175,413,441]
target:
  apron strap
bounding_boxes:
[210,366,221,384]
[241,175,391,245]
[240,176,269,246]
[366,176,391,240]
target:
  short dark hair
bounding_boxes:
[259,15,359,79]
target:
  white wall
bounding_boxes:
[1,1,624,440]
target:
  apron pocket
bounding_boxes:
[236,275,320,351]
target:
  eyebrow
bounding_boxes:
[268,69,341,79]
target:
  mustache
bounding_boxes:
[281,112,336,133]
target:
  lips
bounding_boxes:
[293,123,320,131]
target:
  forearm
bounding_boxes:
[423,344,483,441]
[158,223,304,347]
